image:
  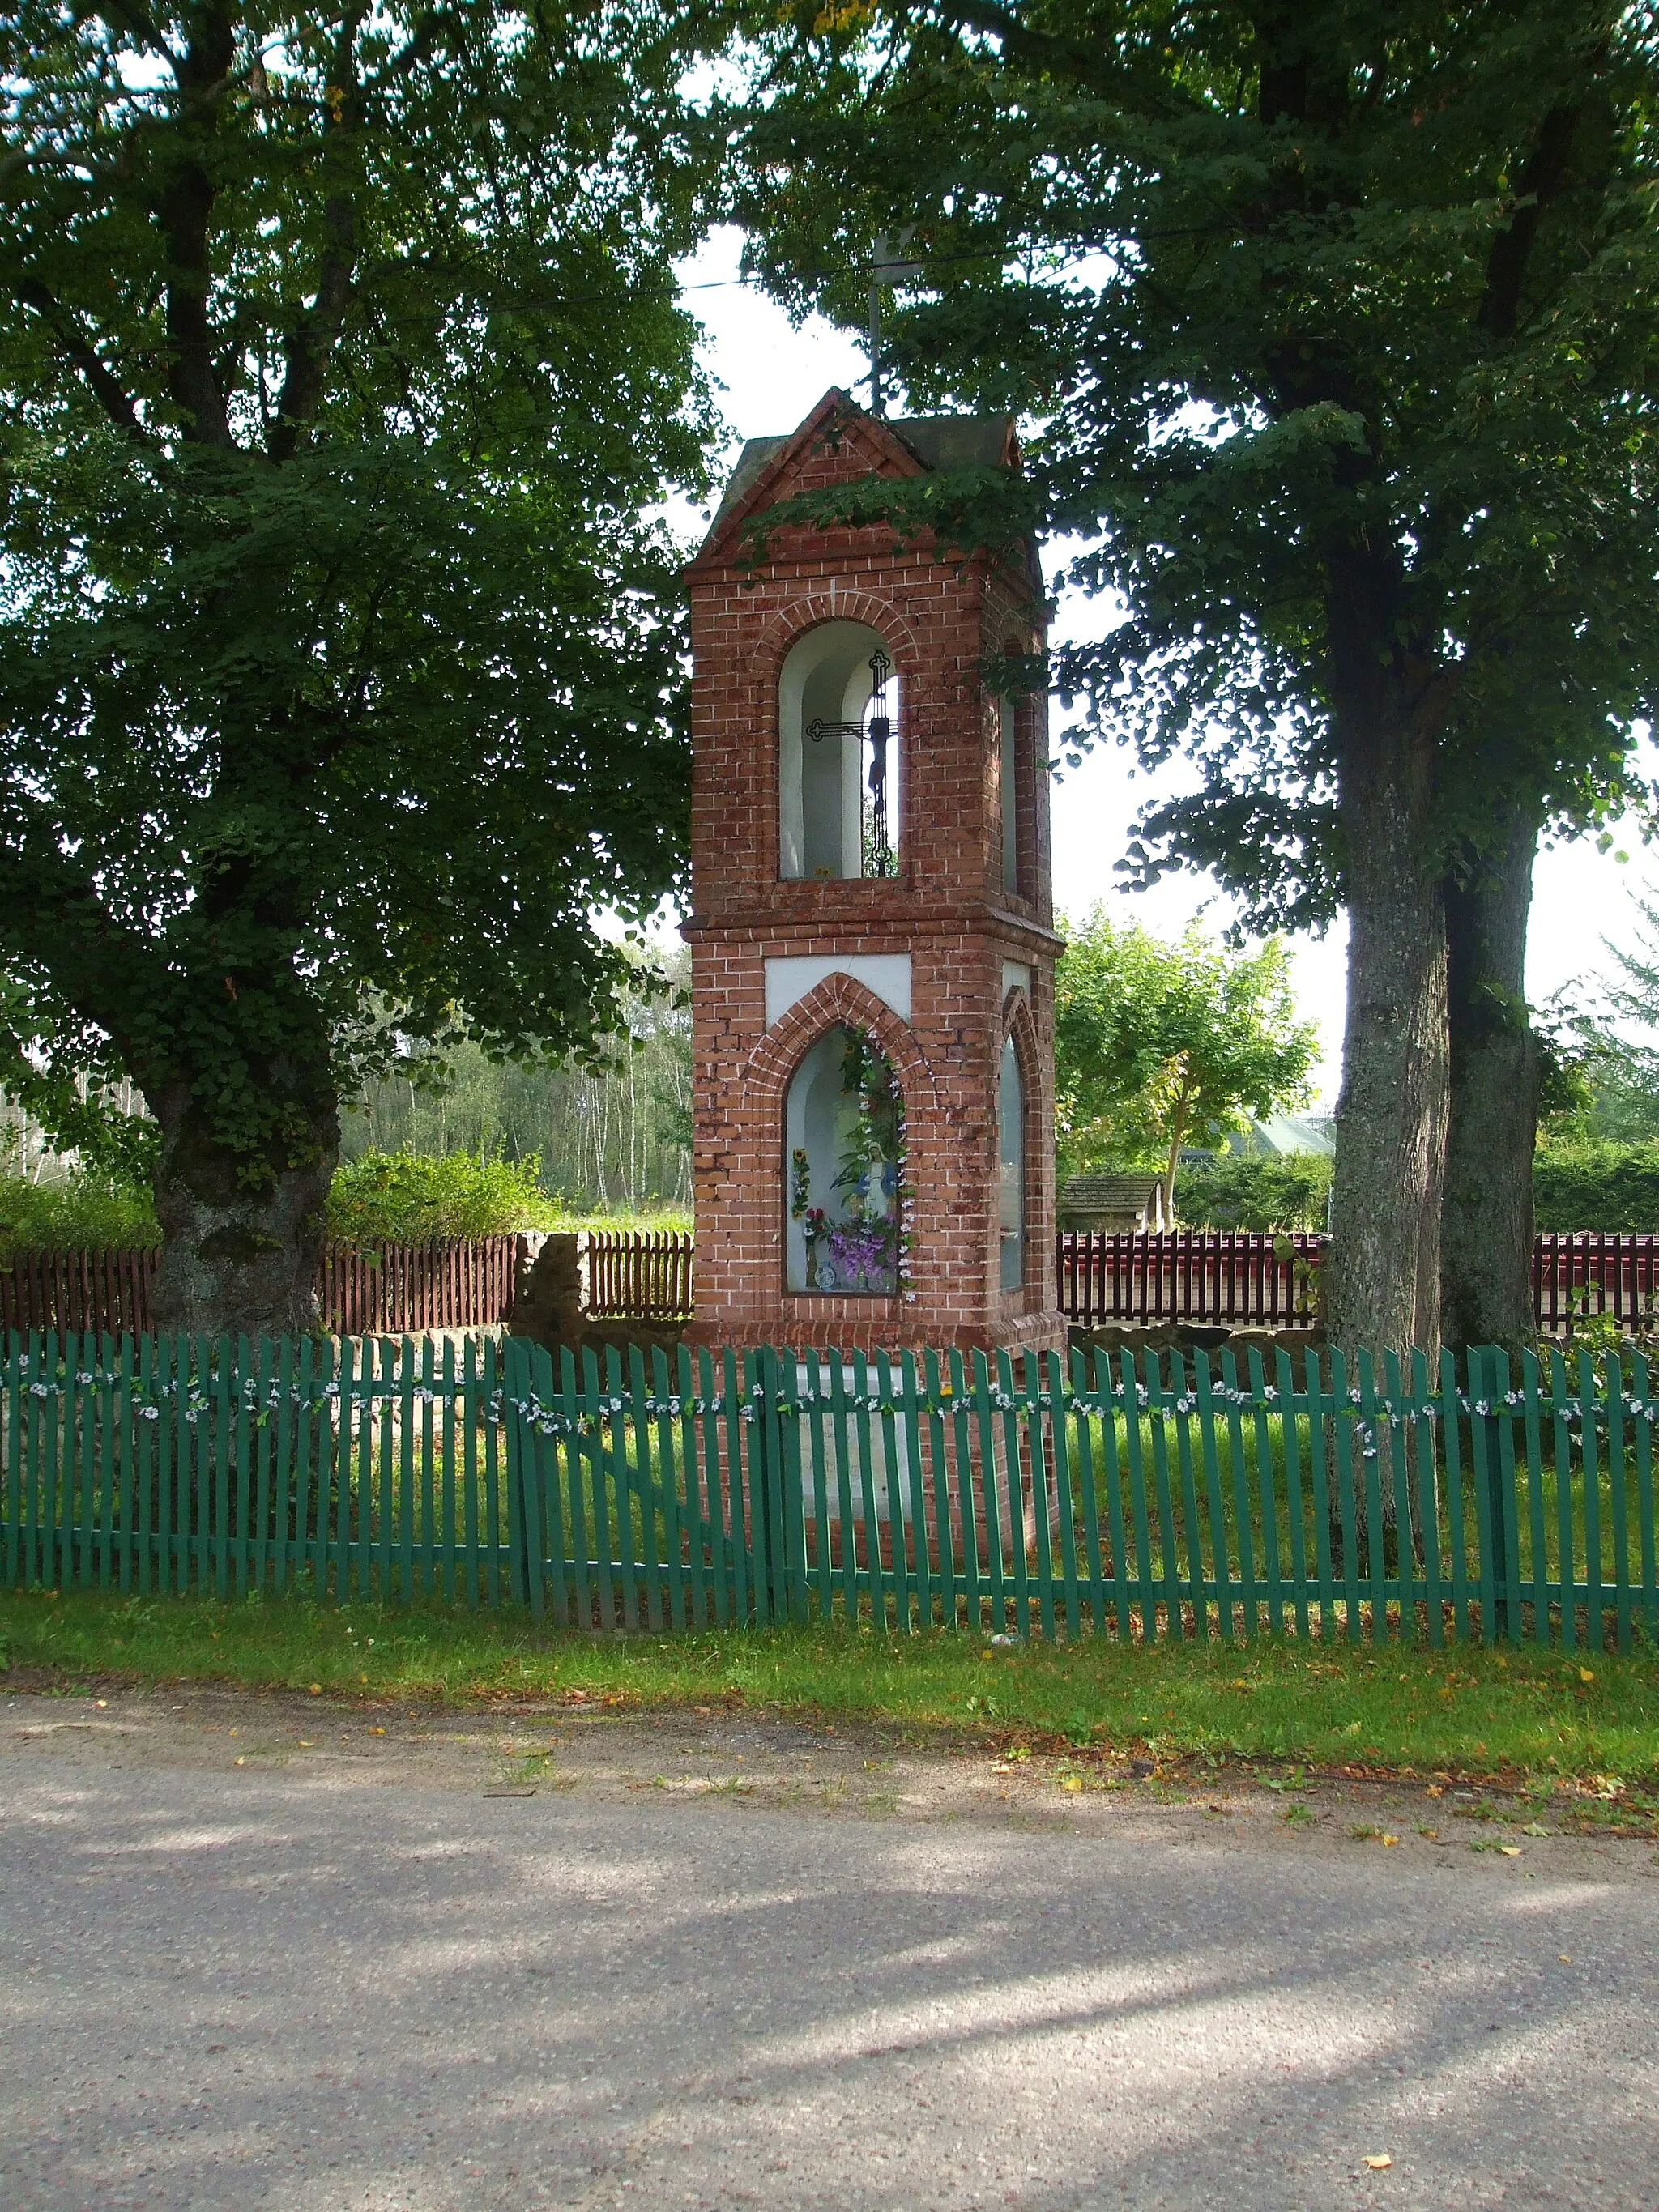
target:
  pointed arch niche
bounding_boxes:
[785,1024,906,1294]
[998,991,1038,1295]
[778,620,902,880]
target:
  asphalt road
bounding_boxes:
[1,1688,1653,2211]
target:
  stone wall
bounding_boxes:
[508,1232,689,1365]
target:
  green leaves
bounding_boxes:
[729,0,1659,909]
[0,2,726,1185]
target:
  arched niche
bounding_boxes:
[778,620,902,880]
[785,1024,905,1293]
[998,1032,1026,1290]
[996,698,1019,895]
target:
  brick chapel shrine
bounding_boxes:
[682,388,1065,1356]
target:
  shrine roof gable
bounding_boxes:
[689,388,1017,573]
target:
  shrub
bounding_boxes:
[1175,1152,1333,1231]
[0,1172,161,1257]
[325,1149,561,1244]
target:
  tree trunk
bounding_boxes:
[1440,808,1540,1353]
[1326,705,1448,1360]
[148,1076,339,1336]
[1161,1093,1191,1229]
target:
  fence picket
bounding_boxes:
[1381,1352,1412,1644]
[992,1351,1031,1643]
[691,1345,725,1626]
[720,1347,750,1627]
[114,1335,134,1597]
[1634,1349,1658,1649]
[1245,1348,1283,1639]
[75,1333,97,1592]
[625,1344,663,1631]
[1276,1348,1310,1643]
[3,1336,20,1592]
[1045,1349,1082,1642]
[1424,1345,1451,1645]
[1088,1351,1132,1643]
[1230,1346,1264,1638]
[1356,1353,1389,1643]
[1519,1351,1547,1645]
[1578,1349,1605,1652]
[1068,1349,1107,1636]
[921,1350,953,1630]
[774,1345,809,1626]
[970,1349,1007,1639]
[1021,1353,1058,1647]
[848,1351,881,1631]
[1185,1353,1221,1643]
[650,1345,686,1631]
[1117,1350,1156,1643]
[1606,1354,1632,1655]
[1142,1351,1182,1643]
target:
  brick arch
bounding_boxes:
[740,592,923,888]
[1001,982,1039,1068]
[1000,987,1043,1298]
[749,589,921,696]
[745,971,938,1120]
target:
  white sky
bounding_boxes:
[673,229,1655,1105]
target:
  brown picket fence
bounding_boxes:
[8,1227,1657,1344]
[584,1229,696,1319]
[1056,1229,1659,1336]
[1056,1231,1324,1330]
[0,1247,157,1341]
[1531,1233,1659,1334]
[0,1238,522,1340]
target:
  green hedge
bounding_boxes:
[1175,1152,1333,1231]
[0,1150,690,1257]
[1174,1141,1659,1235]
[324,1149,561,1242]
[0,1173,161,1257]
[1533,1140,1659,1234]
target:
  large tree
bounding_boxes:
[1,3,718,1332]
[731,0,1659,1355]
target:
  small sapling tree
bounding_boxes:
[1054,914,1319,1225]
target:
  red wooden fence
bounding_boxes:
[584,1230,696,1320]
[0,1247,158,1341]
[1056,1230,1324,1330]
[7,1229,1654,1340]
[0,1237,522,1340]
[1056,1229,1659,1336]
[1530,1232,1659,1335]
[318,1238,521,1336]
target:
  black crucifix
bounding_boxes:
[806,646,896,877]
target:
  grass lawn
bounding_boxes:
[3,1586,1657,1799]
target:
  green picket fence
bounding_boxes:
[4,1331,1658,1649]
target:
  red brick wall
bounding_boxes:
[683,397,1066,1356]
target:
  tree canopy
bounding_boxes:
[1,2,720,1328]
[729,0,1659,1351]
[1053,911,1318,1221]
